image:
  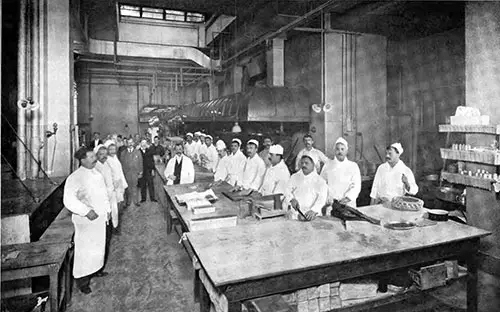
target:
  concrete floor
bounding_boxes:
[65,200,500,312]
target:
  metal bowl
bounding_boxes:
[384,221,417,230]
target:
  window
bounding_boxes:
[165,10,185,22]
[142,7,163,20]
[119,4,205,23]
[120,4,140,17]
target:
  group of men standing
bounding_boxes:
[178,131,419,221]
[64,133,167,294]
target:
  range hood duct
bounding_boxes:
[181,86,310,123]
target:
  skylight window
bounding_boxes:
[119,4,205,23]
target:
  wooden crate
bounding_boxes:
[409,263,447,290]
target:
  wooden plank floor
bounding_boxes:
[64,199,500,312]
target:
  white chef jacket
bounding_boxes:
[164,154,195,185]
[240,154,267,190]
[284,170,328,219]
[227,150,247,186]
[370,160,418,201]
[320,157,361,207]
[259,160,291,196]
[63,166,110,278]
[184,141,198,159]
[204,144,218,172]
[295,147,330,173]
[214,154,231,182]
[95,161,119,227]
[106,155,128,203]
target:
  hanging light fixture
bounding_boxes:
[232,121,242,133]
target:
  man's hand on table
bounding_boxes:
[339,197,351,205]
[86,210,98,221]
[167,174,176,181]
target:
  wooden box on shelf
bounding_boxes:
[441,172,494,191]
[440,148,500,165]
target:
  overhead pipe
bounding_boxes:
[30,0,40,179]
[17,0,28,181]
[222,0,363,67]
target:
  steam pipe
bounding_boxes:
[30,0,40,179]
[17,0,27,181]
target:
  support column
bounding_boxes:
[30,0,40,179]
[233,66,243,93]
[44,0,72,177]
[266,38,285,87]
[17,0,27,181]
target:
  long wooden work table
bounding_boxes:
[163,180,491,312]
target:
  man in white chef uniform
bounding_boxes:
[370,142,419,205]
[227,138,246,186]
[164,143,195,185]
[236,139,266,191]
[214,140,231,182]
[295,134,330,173]
[104,140,127,235]
[202,135,218,172]
[63,147,111,294]
[285,154,328,221]
[184,132,198,162]
[258,144,290,196]
[320,137,361,207]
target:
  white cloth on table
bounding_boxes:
[227,150,247,186]
[370,160,418,201]
[214,154,231,182]
[284,170,328,219]
[295,147,329,173]
[95,161,119,228]
[63,166,110,278]
[106,155,128,202]
[259,160,290,196]
[320,157,361,207]
[164,154,195,185]
[240,154,267,191]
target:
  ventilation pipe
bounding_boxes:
[30,0,41,179]
[17,0,28,181]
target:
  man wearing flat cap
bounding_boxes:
[284,154,328,221]
[227,138,246,186]
[214,140,231,182]
[259,144,291,196]
[321,137,361,207]
[238,139,267,191]
[370,142,418,205]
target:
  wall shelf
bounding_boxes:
[440,148,500,165]
[441,172,494,191]
[439,124,500,134]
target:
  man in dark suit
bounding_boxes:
[89,132,103,149]
[138,139,156,203]
[119,138,143,207]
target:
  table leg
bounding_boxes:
[194,269,200,303]
[166,197,173,234]
[198,272,211,312]
[228,302,242,312]
[49,267,59,312]
[65,249,74,306]
[466,252,478,312]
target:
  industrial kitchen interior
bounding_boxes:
[1,0,500,312]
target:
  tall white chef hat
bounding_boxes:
[269,144,284,155]
[335,137,348,148]
[93,144,106,154]
[247,139,259,148]
[104,140,115,148]
[232,138,242,146]
[215,140,227,150]
[390,142,404,154]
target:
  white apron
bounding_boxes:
[63,167,110,278]
[95,161,119,228]
[107,155,128,203]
